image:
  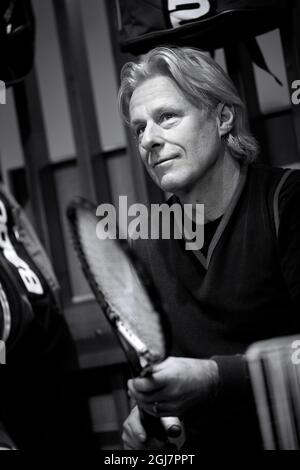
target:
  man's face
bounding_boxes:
[129,75,222,196]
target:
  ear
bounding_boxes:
[217,103,235,137]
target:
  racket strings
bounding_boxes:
[75,207,166,362]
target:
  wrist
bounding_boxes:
[192,358,220,402]
[211,354,251,403]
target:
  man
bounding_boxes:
[118,46,300,449]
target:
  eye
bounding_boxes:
[160,112,176,123]
[134,125,146,139]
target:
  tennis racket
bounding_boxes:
[66,197,182,443]
[246,335,300,450]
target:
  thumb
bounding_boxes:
[134,407,147,442]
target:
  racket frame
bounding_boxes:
[66,197,171,375]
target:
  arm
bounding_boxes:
[209,172,300,423]
[211,353,251,404]
[201,173,300,413]
[277,171,300,313]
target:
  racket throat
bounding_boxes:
[116,318,152,367]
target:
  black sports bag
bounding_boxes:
[0,0,35,86]
[118,0,292,54]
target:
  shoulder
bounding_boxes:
[262,167,300,241]
[278,168,300,202]
[278,168,300,220]
[247,163,300,182]
[246,163,300,205]
[247,163,287,186]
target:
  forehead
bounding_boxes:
[129,75,191,122]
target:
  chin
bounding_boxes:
[155,173,192,195]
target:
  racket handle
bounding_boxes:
[160,417,182,438]
[140,411,182,440]
[140,410,166,441]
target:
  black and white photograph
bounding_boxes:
[0,0,300,455]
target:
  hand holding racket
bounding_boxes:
[66,198,183,444]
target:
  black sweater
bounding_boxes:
[133,164,300,449]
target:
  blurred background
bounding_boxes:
[0,0,299,450]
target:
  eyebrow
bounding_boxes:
[130,117,144,127]
[130,105,180,127]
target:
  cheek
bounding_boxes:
[189,127,219,154]
[185,133,208,157]
[138,147,148,165]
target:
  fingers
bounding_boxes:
[122,406,166,450]
[127,378,165,410]
[122,406,147,450]
[128,386,164,405]
[128,377,164,394]
[122,431,147,450]
[127,378,179,417]
[138,401,179,417]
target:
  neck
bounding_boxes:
[178,151,241,223]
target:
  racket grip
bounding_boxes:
[140,410,167,441]
[140,411,182,440]
[160,417,182,438]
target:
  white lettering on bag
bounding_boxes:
[0,200,44,295]
[168,0,211,28]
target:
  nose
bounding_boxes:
[140,122,164,153]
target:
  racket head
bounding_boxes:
[66,197,171,376]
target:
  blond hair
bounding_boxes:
[119,46,259,164]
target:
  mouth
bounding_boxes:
[153,155,179,168]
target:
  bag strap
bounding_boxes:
[273,169,294,238]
